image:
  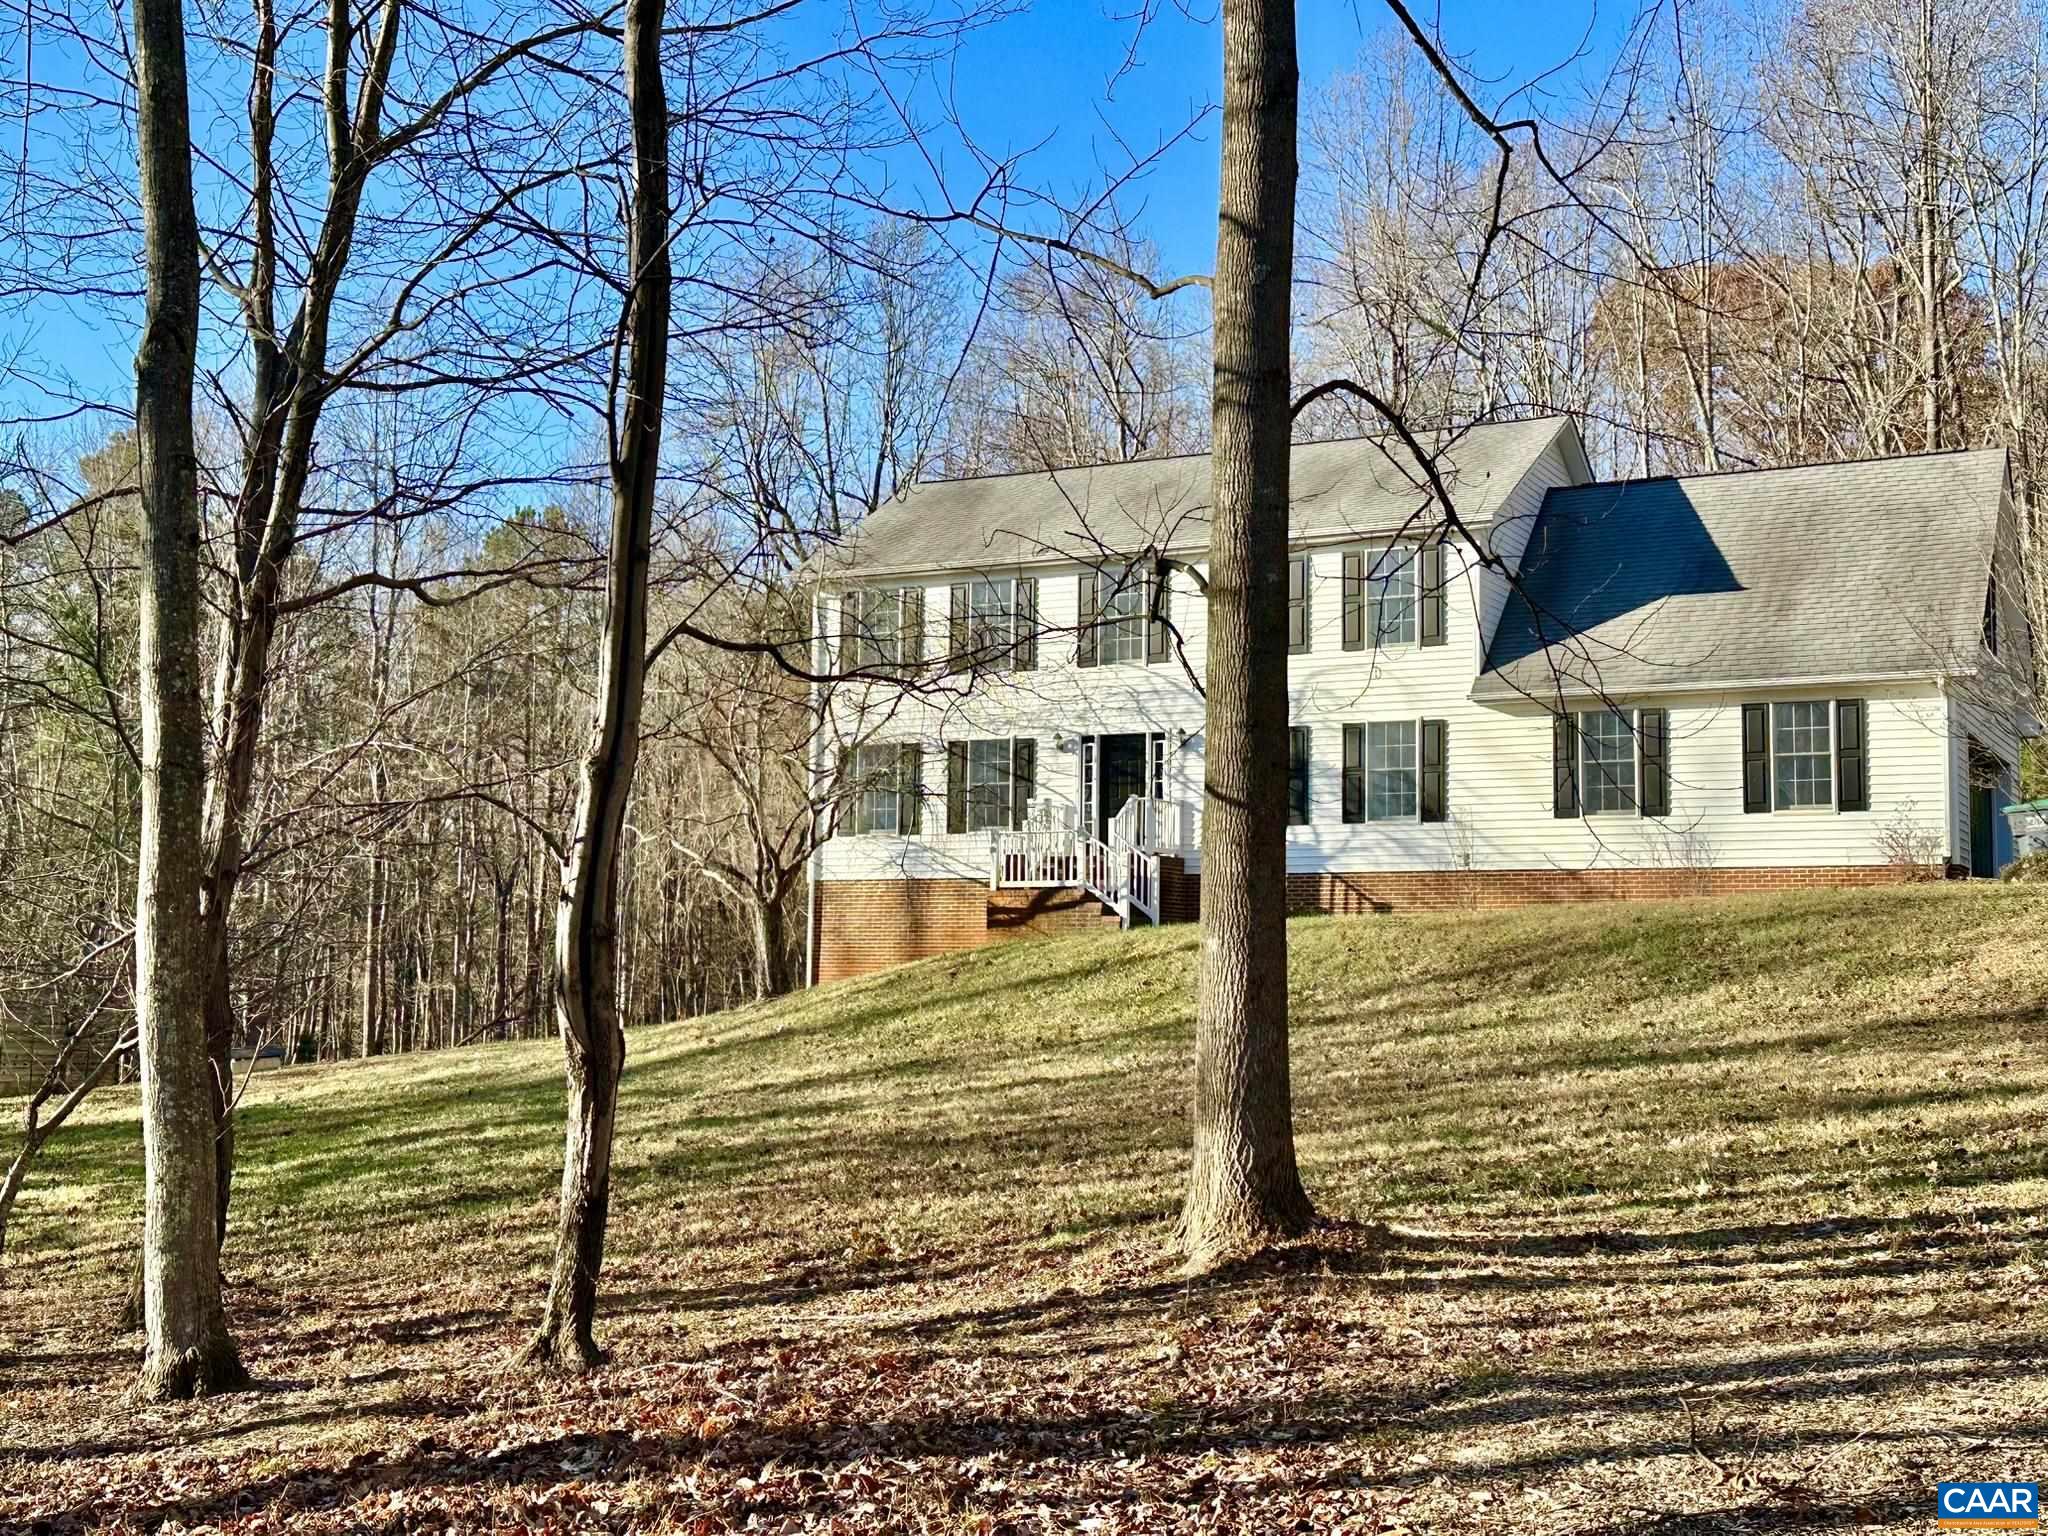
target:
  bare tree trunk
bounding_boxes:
[130,0,246,1400]
[1917,0,1946,452]
[1176,0,1313,1271]
[750,893,790,1000]
[521,0,668,1371]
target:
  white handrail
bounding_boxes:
[990,824,1167,928]
[1108,795,1185,852]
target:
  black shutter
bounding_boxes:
[838,592,859,671]
[1420,543,1447,647]
[898,744,922,833]
[1742,702,1771,813]
[1342,724,1365,824]
[1553,713,1579,818]
[1639,708,1669,818]
[1288,555,1309,654]
[1147,566,1172,663]
[1010,737,1036,830]
[1420,718,1448,823]
[946,742,968,834]
[1836,699,1867,812]
[947,583,969,672]
[1341,552,1365,651]
[1077,573,1099,667]
[1288,726,1311,825]
[898,587,924,673]
[1365,550,1385,647]
[1014,578,1038,671]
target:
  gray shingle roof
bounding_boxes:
[1475,448,2009,701]
[821,416,1577,579]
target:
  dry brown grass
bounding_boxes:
[3,884,2046,1533]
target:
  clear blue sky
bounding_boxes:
[2,0,1626,441]
[909,0,1626,281]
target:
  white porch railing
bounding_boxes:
[1109,795,1187,853]
[991,795,1181,928]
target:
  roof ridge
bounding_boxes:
[1555,443,2005,495]
[913,414,1572,489]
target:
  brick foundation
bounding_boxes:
[1281,863,1911,915]
[812,877,1115,982]
[813,863,1914,980]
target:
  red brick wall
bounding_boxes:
[814,864,1913,980]
[1287,864,1911,915]
[813,878,989,982]
[1158,856,1201,924]
[813,879,1113,981]
[988,886,1113,936]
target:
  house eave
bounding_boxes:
[815,518,1505,588]
[1469,667,1950,708]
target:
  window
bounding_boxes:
[847,744,901,835]
[1367,721,1418,821]
[968,577,1014,658]
[1097,564,1146,664]
[1772,701,1832,809]
[1288,727,1311,825]
[1288,555,1310,654]
[965,738,1013,832]
[1368,546,1415,646]
[1579,709,1637,814]
[1984,571,2000,655]
[846,586,920,671]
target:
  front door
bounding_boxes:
[1098,733,1148,842]
[1970,741,2004,878]
[1972,783,1998,878]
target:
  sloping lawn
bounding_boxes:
[3,884,2046,1533]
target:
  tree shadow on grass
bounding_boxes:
[21,1347,2040,1535]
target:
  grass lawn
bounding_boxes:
[4,884,2047,1533]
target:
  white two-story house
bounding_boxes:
[805,416,2034,982]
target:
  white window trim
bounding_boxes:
[1578,707,1639,818]
[1770,699,1836,814]
[1095,562,1147,667]
[1366,718,1421,824]
[1367,544,1419,650]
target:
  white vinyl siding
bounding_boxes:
[814,435,1971,885]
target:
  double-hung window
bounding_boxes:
[849,744,901,835]
[1366,721,1418,820]
[1771,701,1832,809]
[967,577,1014,659]
[1556,708,1669,819]
[1096,564,1146,664]
[1579,708,1638,814]
[843,743,920,836]
[1342,719,1448,824]
[844,586,922,672]
[851,587,899,669]
[1368,546,1416,647]
[965,739,1013,831]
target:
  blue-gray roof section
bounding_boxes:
[1475,448,2009,701]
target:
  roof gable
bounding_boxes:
[1476,448,2009,701]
